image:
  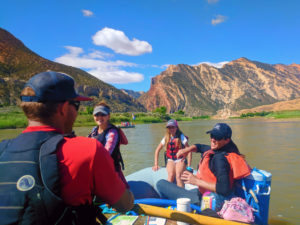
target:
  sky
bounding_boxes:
[1,0,300,92]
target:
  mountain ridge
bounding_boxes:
[0,28,146,112]
[138,57,300,116]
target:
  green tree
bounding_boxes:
[174,110,185,115]
[86,106,94,115]
[153,106,167,115]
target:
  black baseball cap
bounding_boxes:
[206,123,232,140]
[20,71,92,102]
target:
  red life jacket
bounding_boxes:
[166,135,183,160]
[196,150,251,194]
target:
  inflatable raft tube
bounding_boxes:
[126,167,197,199]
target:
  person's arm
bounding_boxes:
[181,170,216,192]
[176,144,197,159]
[187,151,192,167]
[111,189,134,213]
[194,144,210,153]
[152,142,164,171]
[93,141,134,212]
[104,129,119,154]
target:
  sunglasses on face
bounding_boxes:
[94,112,108,117]
[210,134,224,141]
[68,100,80,111]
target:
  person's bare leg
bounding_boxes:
[175,160,186,187]
[166,160,175,183]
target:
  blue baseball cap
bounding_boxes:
[206,123,232,140]
[20,71,92,102]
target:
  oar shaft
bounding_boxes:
[135,204,247,225]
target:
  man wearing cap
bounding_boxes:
[0,71,134,225]
[157,123,251,209]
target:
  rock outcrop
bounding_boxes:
[138,58,300,116]
[121,89,145,99]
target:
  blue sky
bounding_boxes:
[1,0,300,92]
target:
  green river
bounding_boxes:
[1,118,299,224]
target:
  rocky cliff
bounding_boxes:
[138,58,300,116]
[0,28,146,112]
[121,89,145,99]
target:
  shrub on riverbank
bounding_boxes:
[0,106,211,129]
[267,110,300,118]
[238,110,300,119]
[0,108,27,129]
[2,106,299,129]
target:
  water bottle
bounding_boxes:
[186,166,193,173]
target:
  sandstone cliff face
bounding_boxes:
[0,28,146,112]
[138,58,300,116]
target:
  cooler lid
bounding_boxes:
[248,168,272,181]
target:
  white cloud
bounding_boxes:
[82,9,94,17]
[92,27,152,56]
[160,64,170,69]
[87,50,114,59]
[88,68,143,84]
[211,15,227,25]
[207,0,219,3]
[55,46,144,84]
[194,61,229,68]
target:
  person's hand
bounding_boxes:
[177,149,187,161]
[152,165,160,171]
[181,171,198,186]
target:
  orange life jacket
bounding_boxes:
[196,150,251,194]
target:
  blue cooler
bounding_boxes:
[235,168,272,225]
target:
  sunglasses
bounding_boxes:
[68,100,80,111]
[210,134,224,141]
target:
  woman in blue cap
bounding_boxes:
[88,101,129,187]
[152,119,191,187]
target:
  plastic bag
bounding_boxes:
[218,197,254,223]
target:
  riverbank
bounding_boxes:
[231,110,300,119]
[1,106,300,129]
[0,106,210,129]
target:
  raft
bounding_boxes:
[126,167,272,225]
[126,167,196,200]
[117,121,135,129]
[126,167,247,225]
[117,124,135,128]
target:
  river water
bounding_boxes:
[1,119,299,225]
